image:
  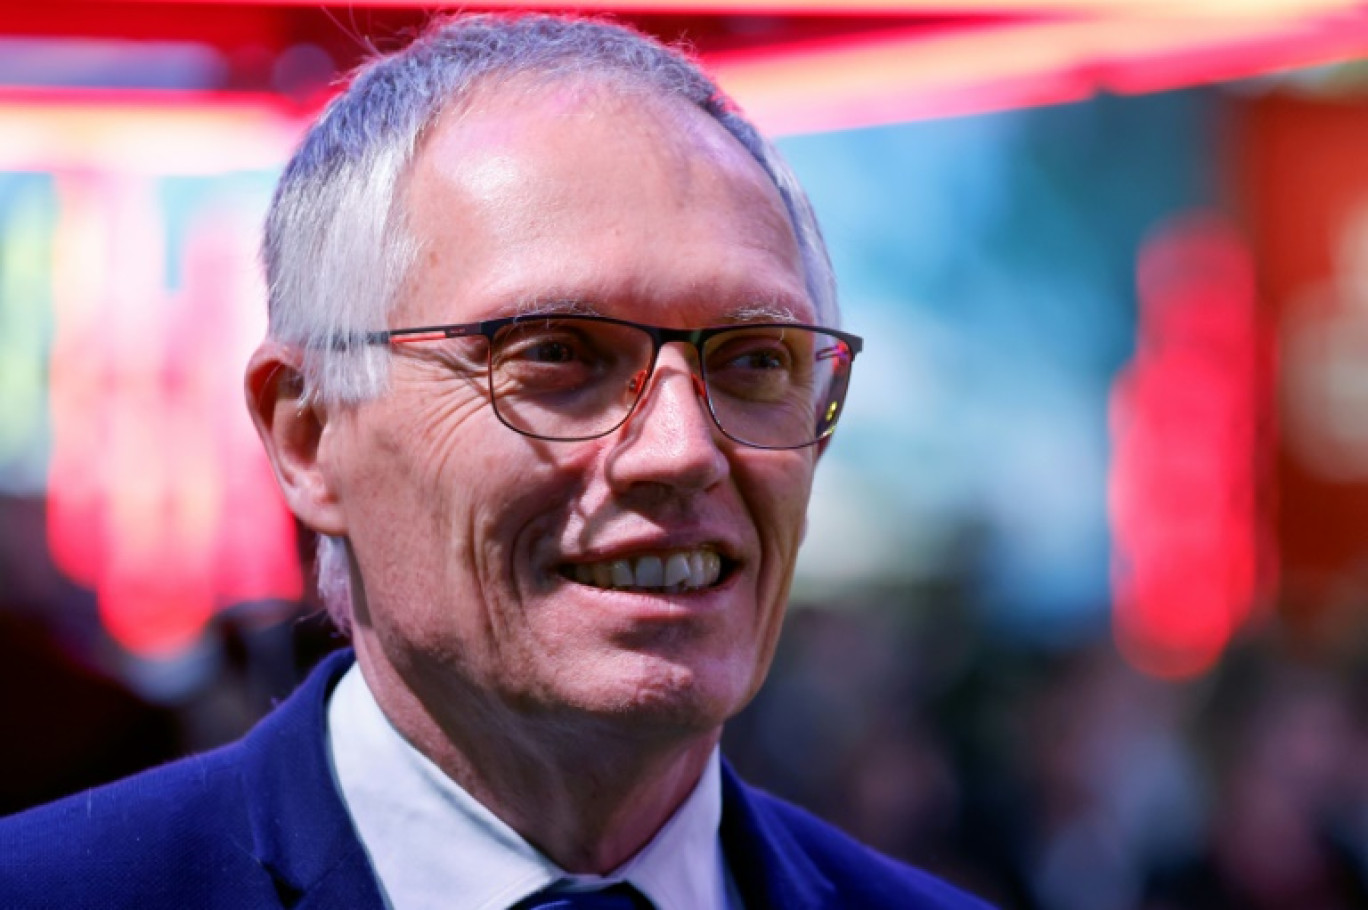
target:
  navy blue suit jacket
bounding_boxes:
[0,650,990,909]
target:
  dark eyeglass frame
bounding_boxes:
[365,313,864,450]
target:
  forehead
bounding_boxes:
[397,74,811,326]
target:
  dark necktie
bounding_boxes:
[509,881,655,910]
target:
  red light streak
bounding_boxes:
[6,4,1368,140]
[41,165,302,659]
[709,11,1368,134]
[0,90,305,175]
[1109,212,1274,678]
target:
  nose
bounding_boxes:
[605,345,729,495]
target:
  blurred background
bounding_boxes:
[4,1,1368,907]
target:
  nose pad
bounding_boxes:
[626,365,707,404]
[619,358,716,443]
[606,351,729,493]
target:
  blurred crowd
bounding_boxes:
[4,588,1368,910]
[726,598,1368,910]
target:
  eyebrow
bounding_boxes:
[725,303,802,324]
[509,297,808,325]
[512,298,604,318]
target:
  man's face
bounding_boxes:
[325,79,818,738]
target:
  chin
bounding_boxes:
[564,651,760,735]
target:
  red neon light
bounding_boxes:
[27,0,1020,11]
[0,89,305,175]
[47,0,1368,12]
[43,167,302,659]
[708,10,1368,134]
[1109,212,1273,679]
[5,4,1368,139]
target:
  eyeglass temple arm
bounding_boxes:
[366,325,487,345]
[815,339,859,363]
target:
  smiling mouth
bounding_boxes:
[561,548,727,593]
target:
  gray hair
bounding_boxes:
[262,13,838,631]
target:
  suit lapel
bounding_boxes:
[719,761,835,910]
[239,649,388,910]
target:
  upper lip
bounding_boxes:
[556,529,744,567]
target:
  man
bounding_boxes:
[0,14,989,909]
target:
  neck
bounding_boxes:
[357,653,721,874]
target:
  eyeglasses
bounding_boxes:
[366,314,862,450]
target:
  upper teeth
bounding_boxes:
[571,549,723,592]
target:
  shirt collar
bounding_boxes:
[326,663,730,910]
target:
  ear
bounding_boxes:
[245,341,348,537]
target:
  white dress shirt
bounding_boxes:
[326,664,743,910]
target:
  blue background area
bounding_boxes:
[0,172,57,496]
[780,90,1222,640]
[157,172,277,292]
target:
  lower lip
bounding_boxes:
[553,570,740,616]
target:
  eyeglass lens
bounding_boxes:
[486,318,853,449]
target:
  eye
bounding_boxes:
[492,321,618,398]
[732,346,789,371]
[707,333,796,374]
[522,339,579,364]
[498,323,598,367]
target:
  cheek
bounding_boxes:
[747,451,817,564]
[333,387,491,625]
[390,428,598,634]
[734,450,815,650]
